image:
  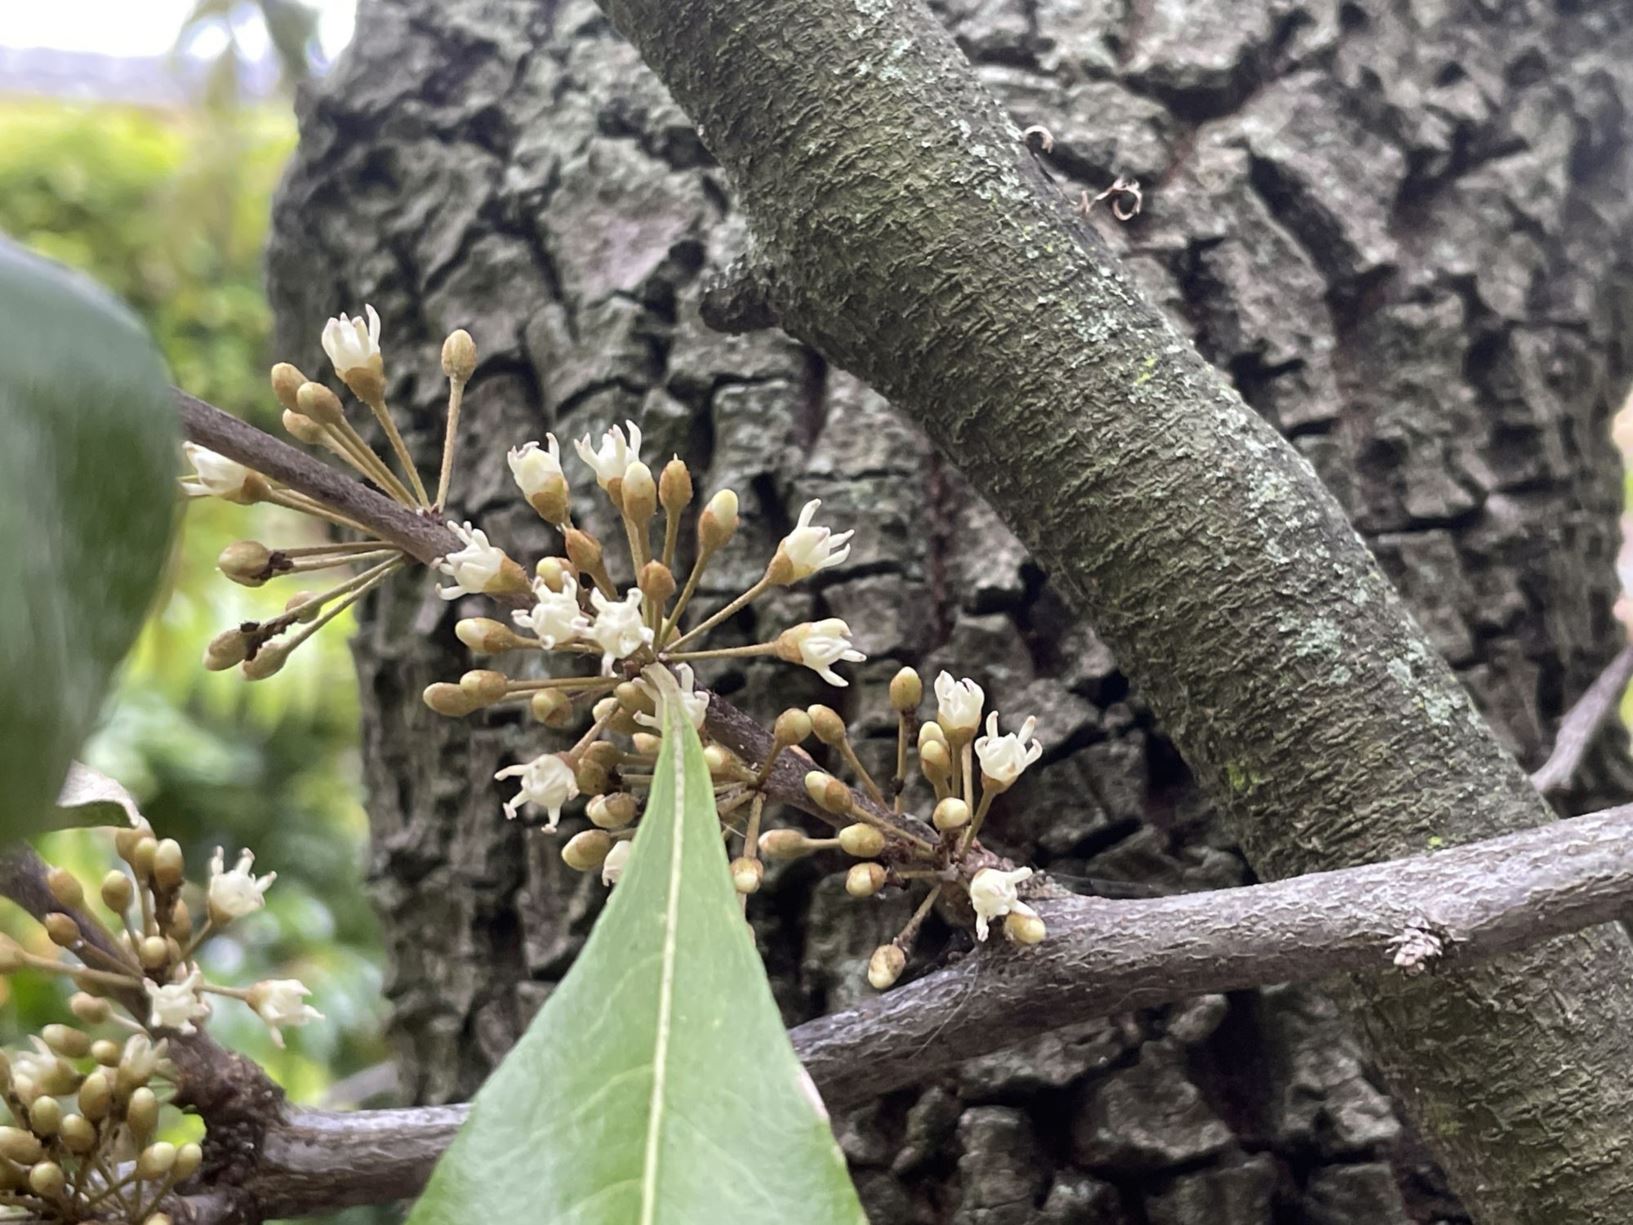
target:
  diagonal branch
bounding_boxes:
[1531,643,1633,794]
[168,799,1633,1222]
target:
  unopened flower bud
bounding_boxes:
[138,936,170,970]
[838,823,885,858]
[46,867,83,909]
[919,739,952,786]
[638,560,676,609]
[422,682,480,718]
[456,617,525,654]
[174,1141,203,1179]
[867,944,907,990]
[284,591,321,623]
[616,681,657,717]
[459,669,509,707]
[77,1071,111,1121]
[530,690,573,727]
[846,862,887,898]
[45,913,80,948]
[575,760,612,797]
[295,380,346,428]
[28,1161,64,1198]
[70,993,111,1025]
[270,362,306,412]
[136,1140,176,1180]
[27,1096,61,1137]
[933,797,971,831]
[563,529,605,581]
[57,1114,95,1154]
[890,667,923,713]
[562,830,614,872]
[101,870,134,913]
[125,1087,159,1140]
[587,792,637,830]
[773,708,813,748]
[218,540,274,587]
[42,1025,90,1060]
[90,1040,121,1067]
[152,839,185,890]
[622,461,658,526]
[730,857,765,894]
[0,936,22,973]
[535,557,573,592]
[0,1127,42,1164]
[441,329,477,382]
[917,720,947,751]
[659,458,693,516]
[204,626,254,670]
[146,1216,175,1225]
[697,489,739,555]
[803,771,846,813]
[241,641,291,680]
[807,704,846,746]
[758,829,813,859]
[1004,910,1047,946]
[281,408,326,445]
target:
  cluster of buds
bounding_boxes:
[187,309,1053,990]
[0,1022,196,1224]
[185,306,481,680]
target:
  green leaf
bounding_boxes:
[53,762,146,830]
[407,671,867,1225]
[0,239,178,843]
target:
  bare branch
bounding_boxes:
[171,801,1633,1221]
[1531,643,1633,794]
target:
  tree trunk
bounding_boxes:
[266,0,1633,1221]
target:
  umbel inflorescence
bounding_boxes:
[0,828,318,1224]
[180,307,1050,991]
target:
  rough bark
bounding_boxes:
[266,0,1633,1221]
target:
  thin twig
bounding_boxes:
[1531,643,1633,794]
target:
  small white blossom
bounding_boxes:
[968,867,1035,942]
[496,753,579,827]
[144,970,209,1035]
[588,587,654,673]
[507,437,564,498]
[321,304,381,375]
[777,499,854,580]
[974,711,1042,788]
[180,443,254,499]
[246,979,324,1049]
[934,672,984,735]
[573,420,643,489]
[636,663,708,729]
[512,578,589,648]
[207,847,276,921]
[784,619,866,687]
[436,520,506,600]
[601,839,632,887]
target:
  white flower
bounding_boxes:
[573,420,643,489]
[588,587,654,673]
[635,663,708,729]
[495,752,579,827]
[507,437,564,498]
[143,970,209,1035]
[780,619,866,687]
[436,520,506,600]
[974,711,1042,788]
[968,867,1035,942]
[180,442,253,499]
[601,839,632,887]
[321,304,381,375]
[511,578,589,648]
[207,847,276,921]
[246,979,324,1049]
[777,499,854,580]
[934,672,984,735]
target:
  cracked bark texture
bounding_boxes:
[266,0,1633,1221]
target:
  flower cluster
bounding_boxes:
[183,308,1052,991]
[0,823,321,1222]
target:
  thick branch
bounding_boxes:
[581,0,1633,1215]
[175,801,1633,1221]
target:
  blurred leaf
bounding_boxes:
[407,678,865,1224]
[54,762,145,829]
[0,240,177,843]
